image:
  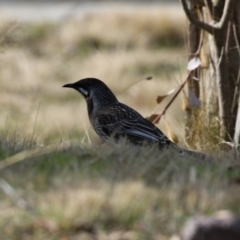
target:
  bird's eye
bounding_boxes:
[79,87,89,97]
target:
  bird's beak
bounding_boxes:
[62,83,75,88]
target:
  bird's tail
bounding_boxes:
[170,143,209,160]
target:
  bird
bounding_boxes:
[63,78,207,159]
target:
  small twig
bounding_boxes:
[0,178,35,214]
[216,47,224,72]
[230,21,240,115]
[84,124,92,144]
[0,145,56,171]
[30,101,41,146]
[152,71,193,124]
[204,0,213,17]
[214,0,234,30]
[119,76,153,93]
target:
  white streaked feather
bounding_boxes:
[124,129,160,141]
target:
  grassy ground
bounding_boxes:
[0,136,240,240]
[0,5,239,240]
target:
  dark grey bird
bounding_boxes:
[63,78,206,158]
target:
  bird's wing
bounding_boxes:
[97,111,170,146]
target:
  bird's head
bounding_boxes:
[63,78,118,113]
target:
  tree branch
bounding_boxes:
[180,0,215,34]
[214,0,234,29]
[204,0,213,16]
[152,71,193,124]
[181,0,234,34]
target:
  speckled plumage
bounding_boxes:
[63,78,207,158]
[91,102,170,147]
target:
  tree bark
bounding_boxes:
[234,95,240,146]
[181,0,240,146]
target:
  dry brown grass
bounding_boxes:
[0,7,190,145]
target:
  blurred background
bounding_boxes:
[0,0,188,143]
[2,2,240,240]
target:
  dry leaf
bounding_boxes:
[156,96,165,104]
[156,88,176,104]
[146,114,160,124]
[145,76,153,80]
[187,57,201,71]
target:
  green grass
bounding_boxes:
[0,135,239,239]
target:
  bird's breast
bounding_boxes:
[89,114,109,141]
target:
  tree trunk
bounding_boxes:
[181,0,240,147]
[234,95,240,146]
